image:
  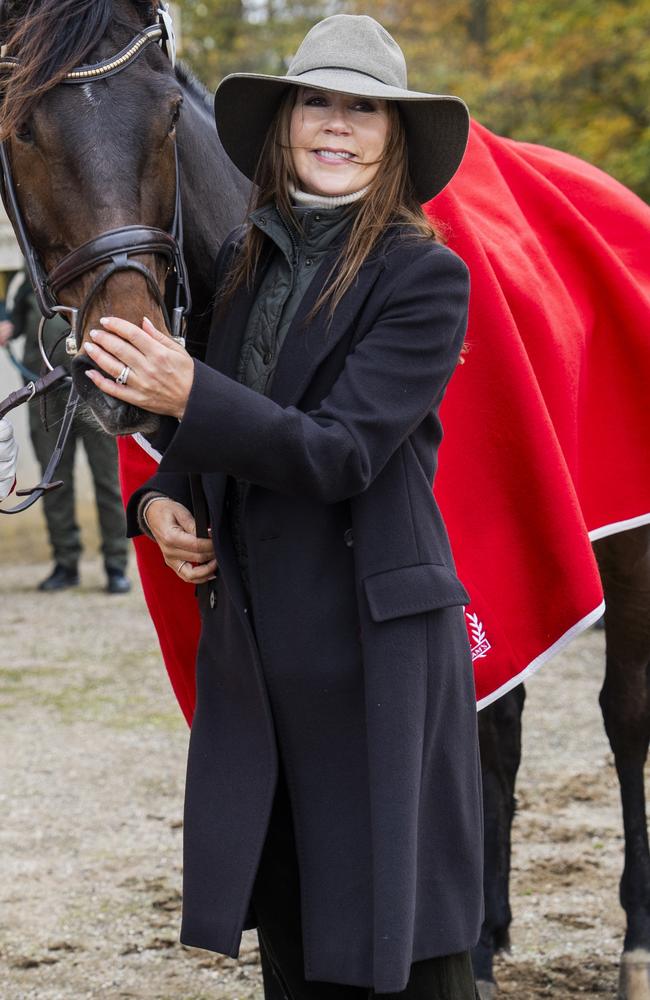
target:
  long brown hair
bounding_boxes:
[220,88,445,322]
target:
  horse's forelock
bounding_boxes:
[0,0,155,138]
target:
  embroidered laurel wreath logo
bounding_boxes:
[465,611,492,662]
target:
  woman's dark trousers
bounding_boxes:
[251,774,479,1000]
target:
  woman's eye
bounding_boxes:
[305,96,327,107]
[353,101,376,113]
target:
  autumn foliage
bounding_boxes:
[178,0,649,201]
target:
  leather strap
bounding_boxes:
[48,226,177,294]
[0,383,79,515]
[0,364,69,420]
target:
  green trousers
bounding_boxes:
[27,383,128,572]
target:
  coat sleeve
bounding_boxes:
[125,469,195,537]
[125,230,246,535]
[159,245,469,504]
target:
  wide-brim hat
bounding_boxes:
[214,14,470,204]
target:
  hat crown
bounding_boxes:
[287,14,408,90]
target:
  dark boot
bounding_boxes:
[37,563,79,592]
[105,566,131,594]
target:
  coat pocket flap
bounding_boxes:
[363,563,470,623]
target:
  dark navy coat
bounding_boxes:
[128,223,483,993]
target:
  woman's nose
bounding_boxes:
[324,113,351,134]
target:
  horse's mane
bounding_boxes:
[0,0,154,138]
[174,62,213,119]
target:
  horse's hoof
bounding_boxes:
[476,980,496,1000]
[619,950,650,1000]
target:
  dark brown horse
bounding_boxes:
[0,0,248,436]
[2,3,649,999]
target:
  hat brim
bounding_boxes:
[214,69,470,204]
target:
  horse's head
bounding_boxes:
[0,0,185,435]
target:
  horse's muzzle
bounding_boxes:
[72,354,160,437]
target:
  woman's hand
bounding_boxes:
[0,417,18,500]
[83,316,194,419]
[146,498,218,584]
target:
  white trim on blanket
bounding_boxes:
[588,512,650,541]
[476,600,605,711]
[132,432,163,464]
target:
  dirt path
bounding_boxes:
[0,557,630,998]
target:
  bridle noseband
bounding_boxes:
[0,5,190,514]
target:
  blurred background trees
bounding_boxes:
[177,0,649,200]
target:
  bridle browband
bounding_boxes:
[0,5,190,514]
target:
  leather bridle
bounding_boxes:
[0,6,191,514]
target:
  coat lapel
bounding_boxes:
[201,260,270,537]
[269,251,387,408]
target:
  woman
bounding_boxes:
[83,14,483,999]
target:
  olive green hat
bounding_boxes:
[214,14,470,203]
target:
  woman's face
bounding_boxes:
[289,88,390,197]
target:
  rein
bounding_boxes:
[0,364,74,514]
[0,4,189,515]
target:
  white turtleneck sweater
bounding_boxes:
[289,183,369,210]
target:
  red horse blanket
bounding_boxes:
[118,118,650,720]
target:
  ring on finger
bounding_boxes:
[116,365,131,385]
[177,560,189,575]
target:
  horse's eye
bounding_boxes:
[169,102,182,137]
[15,120,33,143]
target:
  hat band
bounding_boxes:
[294,66,398,88]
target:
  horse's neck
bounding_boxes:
[177,79,250,345]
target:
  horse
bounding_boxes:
[2,3,650,999]
[0,0,249,437]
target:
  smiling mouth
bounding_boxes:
[313,149,357,163]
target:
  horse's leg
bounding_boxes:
[594,524,650,1000]
[473,685,526,999]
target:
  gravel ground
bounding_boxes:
[0,556,632,999]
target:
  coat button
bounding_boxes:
[263,351,273,364]
[209,589,216,609]
[344,528,354,548]
[305,258,313,266]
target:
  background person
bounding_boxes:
[82,14,482,999]
[0,274,130,592]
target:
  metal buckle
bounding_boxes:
[38,305,80,369]
[170,305,186,348]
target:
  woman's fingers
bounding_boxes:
[84,316,194,419]
[175,557,219,584]
[98,316,156,352]
[163,523,214,557]
[83,338,137,382]
[162,544,215,564]
[144,499,216,573]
